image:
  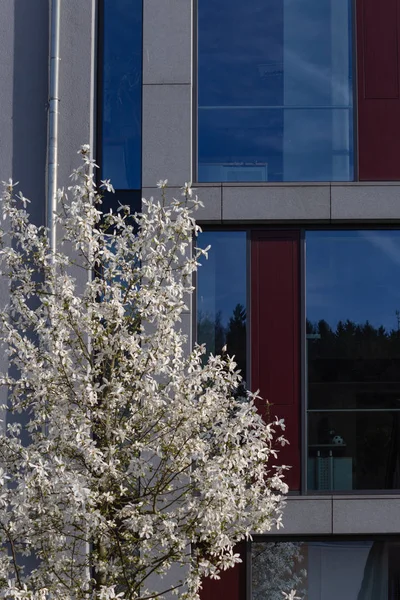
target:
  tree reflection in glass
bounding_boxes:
[197,231,247,380]
[306,231,400,491]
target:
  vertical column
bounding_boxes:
[142,2,194,597]
[251,231,301,491]
[58,0,97,291]
[142,0,193,188]
[58,0,97,184]
[142,0,194,343]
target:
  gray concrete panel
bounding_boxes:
[58,0,96,185]
[180,311,192,357]
[332,184,400,221]
[142,186,183,202]
[57,0,96,293]
[142,84,192,187]
[273,497,332,535]
[222,184,330,222]
[194,184,222,222]
[333,497,400,534]
[143,185,222,222]
[143,0,192,84]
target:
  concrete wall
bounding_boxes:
[142,1,193,596]
[273,495,400,535]
[196,182,400,224]
[0,0,96,224]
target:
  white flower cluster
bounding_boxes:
[0,148,288,599]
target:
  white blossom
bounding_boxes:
[0,150,288,599]
[181,182,195,198]
[282,591,301,600]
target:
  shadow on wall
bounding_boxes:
[10,0,49,576]
[13,0,48,226]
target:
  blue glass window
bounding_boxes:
[198,0,354,182]
[101,0,142,189]
[197,231,247,380]
[252,540,400,598]
[306,231,400,490]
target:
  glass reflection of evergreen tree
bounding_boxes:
[197,303,246,379]
[197,310,226,356]
[226,304,246,380]
[307,318,400,388]
[307,317,400,489]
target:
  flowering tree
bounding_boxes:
[0,148,288,599]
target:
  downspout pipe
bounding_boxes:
[47,0,61,257]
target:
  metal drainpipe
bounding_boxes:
[47,0,61,257]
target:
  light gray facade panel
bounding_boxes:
[143,0,192,85]
[273,497,333,535]
[193,184,222,222]
[142,186,181,199]
[180,311,192,357]
[222,184,331,222]
[333,498,400,534]
[143,185,221,221]
[142,84,192,187]
[58,0,96,185]
[57,0,96,292]
[332,184,400,221]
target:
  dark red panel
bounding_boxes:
[200,544,246,600]
[363,0,399,98]
[251,231,301,491]
[357,0,400,179]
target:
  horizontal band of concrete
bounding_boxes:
[272,495,400,535]
[222,184,330,222]
[189,182,400,224]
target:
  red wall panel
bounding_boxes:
[200,544,246,600]
[357,0,400,179]
[200,231,301,600]
[251,231,301,491]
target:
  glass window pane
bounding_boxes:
[101,0,142,189]
[306,231,400,490]
[198,0,353,182]
[252,540,400,599]
[197,232,247,380]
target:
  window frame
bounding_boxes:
[194,0,359,184]
[96,0,144,208]
[197,225,400,495]
[247,534,400,599]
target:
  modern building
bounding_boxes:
[2,0,400,598]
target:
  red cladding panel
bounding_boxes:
[357,0,400,179]
[251,231,301,491]
[200,544,246,600]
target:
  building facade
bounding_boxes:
[2,0,400,598]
